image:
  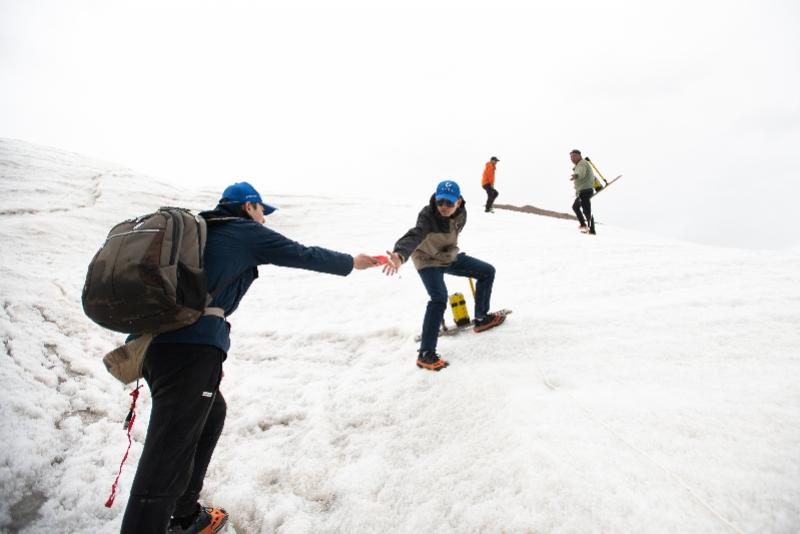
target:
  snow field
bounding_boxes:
[1,138,798,533]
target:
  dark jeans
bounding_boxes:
[572,189,593,226]
[483,184,499,211]
[120,343,226,534]
[417,253,496,352]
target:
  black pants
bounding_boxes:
[120,343,226,534]
[572,189,593,226]
[483,184,499,211]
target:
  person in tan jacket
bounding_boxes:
[383,180,505,371]
[481,156,500,212]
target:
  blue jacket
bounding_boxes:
[150,205,354,354]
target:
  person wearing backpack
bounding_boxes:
[569,149,596,234]
[119,182,380,534]
[381,180,505,371]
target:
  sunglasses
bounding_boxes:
[436,199,455,208]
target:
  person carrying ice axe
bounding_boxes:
[569,149,597,234]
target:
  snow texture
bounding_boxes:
[0,138,799,533]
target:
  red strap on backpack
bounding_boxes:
[104,382,143,508]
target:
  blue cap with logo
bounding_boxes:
[435,180,461,204]
[220,181,277,216]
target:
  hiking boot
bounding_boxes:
[473,312,506,333]
[168,506,229,533]
[416,351,449,371]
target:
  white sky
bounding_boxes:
[2,0,799,249]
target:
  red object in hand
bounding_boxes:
[372,255,389,265]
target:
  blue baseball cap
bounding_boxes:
[220,181,277,215]
[435,180,461,204]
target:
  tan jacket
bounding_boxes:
[393,196,467,270]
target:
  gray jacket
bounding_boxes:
[572,159,595,194]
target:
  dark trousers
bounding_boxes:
[120,343,226,534]
[483,184,499,211]
[417,253,496,352]
[572,189,593,226]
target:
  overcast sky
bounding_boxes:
[2,0,799,249]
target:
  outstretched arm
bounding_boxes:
[249,224,357,276]
[392,209,433,262]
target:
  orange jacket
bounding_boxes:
[481,161,496,186]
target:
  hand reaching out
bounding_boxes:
[353,254,382,270]
[382,250,404,276]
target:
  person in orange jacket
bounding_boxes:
[481,156,499,212]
